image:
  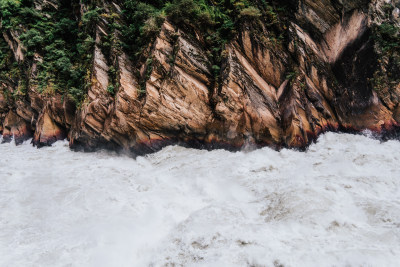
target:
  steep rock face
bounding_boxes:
[33,109,66,147]
[288,0,399,135]
[69,42,115,149]
[213,44,281,146]
[1,110,32,144]
[1,0,400,152]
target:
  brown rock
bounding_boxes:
[1,111,32,145]
[213,45,281,146]
[1,0,400,154]
[32,109,66,147]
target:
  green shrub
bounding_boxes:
[164,0,200,25]
[239,6,262,19]
[107,84,115,95]
[141,16,163,37]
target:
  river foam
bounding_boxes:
[0,132,399,266]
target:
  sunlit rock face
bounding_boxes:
[1,0,400,153]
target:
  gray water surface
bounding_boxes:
[1,132,400,266]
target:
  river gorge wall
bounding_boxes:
[1,0,400,154]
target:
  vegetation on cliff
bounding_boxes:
[1,0,400,152]
[122,0,285,61]
[0,0,287,105]
[0,0,97,104]
[370,3,400,95]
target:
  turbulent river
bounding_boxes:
[0,132,400,267]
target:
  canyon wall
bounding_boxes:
[1,0,400,154]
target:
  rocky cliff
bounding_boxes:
[1,0,400,154]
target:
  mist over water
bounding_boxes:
[1,132,400,267]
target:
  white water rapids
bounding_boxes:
[0,132,399,267]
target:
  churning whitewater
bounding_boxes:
[0,132,400,267]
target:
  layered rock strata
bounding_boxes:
[1,0,400,154]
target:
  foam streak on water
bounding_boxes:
[0,132,400,267]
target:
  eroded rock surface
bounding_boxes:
[1,110,32,145]
[1,0,400,154]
